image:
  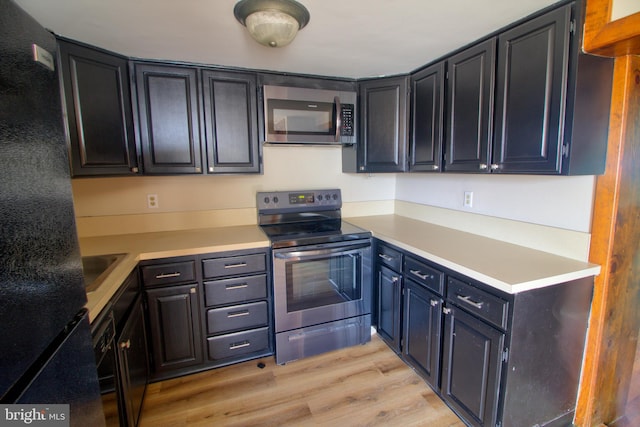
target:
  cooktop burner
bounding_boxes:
[256,189,371,248]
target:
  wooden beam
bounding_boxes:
[583,0,640,56]
[575,54,640,426]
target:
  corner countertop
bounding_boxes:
[82,215,600,322]
[345,215,600,295]
[81,225,269,323]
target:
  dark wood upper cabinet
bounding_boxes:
[134,63,203,174]
[410,62,445,172]
[445,38,496,173]
[493,2,613,175]
[58,39,139,177]
[492,6,570,174]
[201,70,261,174]
[358,76,409,172]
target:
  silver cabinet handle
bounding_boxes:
[456,294,484,309]
[479,163,488,170]
[225,283,249,290]
[229,341,251,350]
[432,165,439,170]
[224,262,248,269]
[156,272,181,279]
[430,299,439,307]
[409,269,429,280]
[443,307,452,315]
[391,276,399,283]
[378,253,393,262]
[491,164,499,170]
[227,310,250,318]
[131,167,139,173]
[120,340,131,350]
[190,288,197,294]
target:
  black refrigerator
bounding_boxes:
[0,0,104,425]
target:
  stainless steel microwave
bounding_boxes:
[263,85,356,145]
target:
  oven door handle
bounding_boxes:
[274,242,370,261]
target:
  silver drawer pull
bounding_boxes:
[225,283,249,290]
[229,341,251,350]
[457,294,484,309]
[430,299,439,307]
[224,262,248,269]
[227,310,250,318]
[156,272,181,279]
[409,269,429,280]
[378,253,393,262]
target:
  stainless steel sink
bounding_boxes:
[82,253,126,293]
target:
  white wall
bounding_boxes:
[73,145,597,237]
[395,173,596,232]
[612,0,640,20]
[72,145,395,217]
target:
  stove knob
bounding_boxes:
[263,197,270,204]
[273,196,279,204]
[332,193,338,200]
[325,194,330,201]
[318,194,323,201]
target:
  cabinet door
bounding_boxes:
[402,280,443,389]
[441,304,504,427]
[145,284,203,373]
[445,39,496,173]
[492,5,571,174]
[359,76,409,172]
[117,296,148,427]
[58,40,138,176]
[135,63,203,174]
[410,62,444,172]
[202,70,260,173]
[376,265,402,352]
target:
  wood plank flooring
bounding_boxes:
[138,334,464,426]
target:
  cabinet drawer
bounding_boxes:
[202,253,266,278]
[207,327,270,361]
[376,243,403,272]
[447,277,509,329]
[204,274,267,307]
[207,301,268,335]
[405,257,444,295]
[141,261,196,287]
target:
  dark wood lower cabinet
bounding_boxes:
[376,264,402,352]
[145,283,203,374]
[441,304,504,427]
[402,279,443,389]
[374,238,593,427]
[117,296,149,427]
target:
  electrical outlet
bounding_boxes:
[147,194,159,209]
[463,191,473,208]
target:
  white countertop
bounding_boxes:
[82,215,600,322]
[80,225,269,322]
[346,215,600,294]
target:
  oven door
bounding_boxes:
[272,239,372,333]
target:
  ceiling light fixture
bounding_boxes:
[234,0,310,48]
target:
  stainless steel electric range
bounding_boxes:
[257,189,372,364]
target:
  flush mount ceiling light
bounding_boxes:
[234,0,310,48]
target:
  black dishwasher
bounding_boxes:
[92,270,149,426]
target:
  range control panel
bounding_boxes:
[257,189,342,213]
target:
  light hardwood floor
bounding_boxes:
[138,334,464,426]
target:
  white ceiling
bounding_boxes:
[15,0,559,79]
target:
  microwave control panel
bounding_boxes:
[341,104,354,136]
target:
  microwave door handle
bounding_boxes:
[334,96,341,142]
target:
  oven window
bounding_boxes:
[285,253,361,312]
